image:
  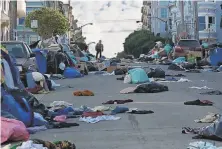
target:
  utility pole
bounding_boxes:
[180,1,185,31]
[193,1,199,40]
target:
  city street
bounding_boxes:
[32,65,222,149]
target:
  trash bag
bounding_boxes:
[181,63,196,70]
[63,67,82,78]
[124,74,131,84]
[172,57,186,64]
[168,63,185,71]
[147,68,165,78]
[128,68,149,84]
[114,68,127,75]
[1,117,29,144]
[134,82,168,93]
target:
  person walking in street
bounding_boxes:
[95,40,103,59]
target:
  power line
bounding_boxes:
[83,29,135,34]
[78,19,139,23]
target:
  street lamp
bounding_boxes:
[87,42,95,46]
[73,23,93,32]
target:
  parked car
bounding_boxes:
[1,41,38,81]
[173,39,202,59]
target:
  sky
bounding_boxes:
[71,0,143,58]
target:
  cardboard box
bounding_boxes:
[107,66,117,73]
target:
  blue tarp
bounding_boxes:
[172,57,186,64]
[63,67,82,78]
[210,48,222,66]
[32,48,48,74]
[128,68,149,84]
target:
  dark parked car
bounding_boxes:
[173,39,202,59]
[1,41,38,80]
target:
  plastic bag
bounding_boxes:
[1,117,29,144]
[124,74,131,84]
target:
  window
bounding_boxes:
[208,16,215,29]
[18,17,25,25]
[3,0,6,11]
[160,8,167,18]
[159,1,168,6]
[198,16,205,31]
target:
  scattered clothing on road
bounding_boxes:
[111,106,129,114]
[189,86,213,90]
[92,106,113,112]
[165,74,186,77]
[47,122,79,128]
[187,141,222,149]
[73,90,94,96]
[82,111,104,118]
[182,127,200,134]
[147,68,165,78]
[194,113,219,123]
[79,115,121,123]
[127,110,154,114]
[53,115,67,122]
[184,99,213,106]
[102,99,133,104]
[134,82,169,93]
[200,90,222,95]
[120,87,136,94]
[168,63,185,71]
[185,69,201,73]
[27,125,47,134]
[116,76,124,80]
[15,140,48,149]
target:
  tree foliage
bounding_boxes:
[25,7,69,39]
[116,51,127,59]
[124,30,166,58]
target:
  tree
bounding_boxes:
[116,51,127,58]
[124,30,166,58]
[25,7,69,39]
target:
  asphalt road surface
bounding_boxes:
[32,65,222,149]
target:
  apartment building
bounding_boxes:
[168,0,222,43]
[151,0,169,37]
[198,0,222,43]
[1,0,10,41]
[141,1,151,30]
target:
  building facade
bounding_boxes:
[168,0,195,43]
[141,1,151,30]
[198,1,222,43]
[151,0,169,37]
[168,0,222,44]
[16,1,50,44]
[1,0,10,41]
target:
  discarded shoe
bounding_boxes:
[184,99,213,106]
[102,99,133,104]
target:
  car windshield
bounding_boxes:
[1,42,28,58]
[178,40,200,48]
